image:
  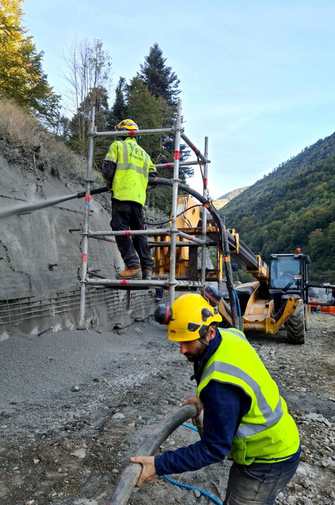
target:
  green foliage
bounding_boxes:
[221,133,335,282]
[127,77,169,158]
[0,0,60,126]
[109,77,128,126]
[137,43,192,205]
[139,43,180,106]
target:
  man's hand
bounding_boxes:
[130,456,157,487]
[183,396,203,416]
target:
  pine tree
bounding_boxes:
[0,0,60,124]
[127,77,169,159]
[139,43,180,106]
[139,44,192,183]
[109,77,128,126]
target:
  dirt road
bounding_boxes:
[0,313,334,505]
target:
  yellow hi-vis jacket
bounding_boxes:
[104,137,156,206]
[196,328,300,466]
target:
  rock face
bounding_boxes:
[0,137,152,336]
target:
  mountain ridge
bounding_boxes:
[221,131,335,282]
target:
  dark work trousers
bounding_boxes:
[224,457,300,505]
[111,199,154,270]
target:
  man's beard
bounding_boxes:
[183,341,207,362]
[184,353,197,362]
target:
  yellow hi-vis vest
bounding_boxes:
[105,137,156,206]
[196,328,300,465]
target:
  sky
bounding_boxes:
[23,0,335,198]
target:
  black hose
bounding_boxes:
[91,178,240,328]
[0,186,109,220]
[106,404,197,505]
[149,177,241,329]
[77,186,109,198]
[0,178,240,327]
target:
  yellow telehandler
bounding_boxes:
[152,193,310,344]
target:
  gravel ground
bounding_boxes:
[0,313,334,505]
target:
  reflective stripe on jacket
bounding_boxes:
[105,137,155,205]
[196,328,300,465]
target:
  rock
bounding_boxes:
[71,385,80,392]
[0,482,10,498]
[33,458,40,465]
[321,456,335,470]
[112,412,125,421]
[304,412,331,426]
[296,462,314,478]
[71,448,87,459]
[74,499,99,505]
[193,489,201,498]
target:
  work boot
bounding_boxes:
[118,266,141,279]
[142,269,153,280]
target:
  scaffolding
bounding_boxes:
[78,101,215,329]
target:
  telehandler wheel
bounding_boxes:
[286,303,305,344]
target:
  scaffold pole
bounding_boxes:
[168,101,182,306]
[201,137,209,285]
[78,107,95,329]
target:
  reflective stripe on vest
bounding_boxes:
[114,142,149,177]
[200,360,283,437]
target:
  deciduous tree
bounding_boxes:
[0,0,60,125]
[65,39,112,157]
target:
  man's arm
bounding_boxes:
[101,142,119,187]
[101,159,116,188]
[132,382,251,482]
[154,382,250,475]
[148,155,156,174]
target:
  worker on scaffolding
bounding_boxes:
[131,293,300,504]
[102,119,156,280]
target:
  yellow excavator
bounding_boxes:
[151,193,310,344]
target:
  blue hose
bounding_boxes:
[160,422,224,505]
[182,422,198,433]
[162,475,223,505]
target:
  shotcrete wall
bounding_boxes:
[0,151,154,338]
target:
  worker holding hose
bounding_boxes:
[131,293,300,504]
